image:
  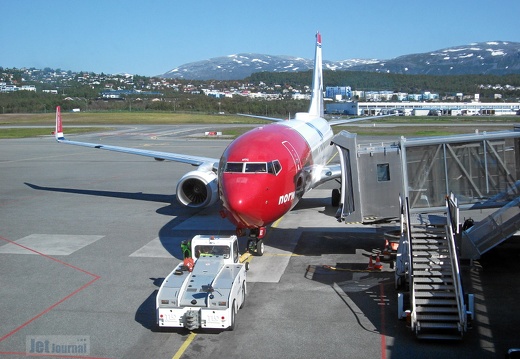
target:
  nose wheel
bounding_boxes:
[247,238,265,256]
[237,227,266,256]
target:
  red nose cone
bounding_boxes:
[221,173,292,229]
[221,175,267,228]
[218,123,312,229]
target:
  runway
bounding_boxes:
[0,126,519,358]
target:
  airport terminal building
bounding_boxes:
[326,101,520,117]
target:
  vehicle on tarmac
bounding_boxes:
[156,235,247,330]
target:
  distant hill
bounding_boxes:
[160,41,520,80]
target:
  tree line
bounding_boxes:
[1,70,520,115]
[247,70,520,99]
[0,91,309,116]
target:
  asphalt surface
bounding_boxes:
[0,125,519,359]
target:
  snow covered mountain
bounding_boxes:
[161,54,379,80]
[160,41,520,80]
[350,41,520,75]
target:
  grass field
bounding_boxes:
[0,127,113,139]
[0,111,261,126]
[0,111,518,139]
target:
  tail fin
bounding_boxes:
[54,106,64,140]
[307,32,324,118]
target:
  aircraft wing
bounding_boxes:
[239,113,393,125]
[328,114,393,126]
[56,137,219,167]
[54,107,219,168]
[236,113,285,122]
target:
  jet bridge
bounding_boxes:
[332,125,520,340]
[333,127,520,221]
[331,131,402,223]
[332,126,520,258]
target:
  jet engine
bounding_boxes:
[176,170,219,208]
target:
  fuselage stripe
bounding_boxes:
[305,122,324,140]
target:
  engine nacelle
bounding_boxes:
[176,170,218,208]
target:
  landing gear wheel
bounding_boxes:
[247,239,265,256]
[256,239,264,256]
[332,188,341,207]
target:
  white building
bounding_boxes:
[21,85,36,92]
[326,101,520,116]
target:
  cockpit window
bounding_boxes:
[268,160,282,175]
[225,162,244,173]
[224,160,281,175]
[245,163,267,173]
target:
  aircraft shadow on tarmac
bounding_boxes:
[25,182,341,257]
[25,182,205,257]
[25,182,177,205]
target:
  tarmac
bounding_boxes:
[0,125,519,359]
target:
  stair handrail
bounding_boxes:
[403,196,417,329]
[446,194,467,333]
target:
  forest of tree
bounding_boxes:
[1,70,519,115]
[248,70,520,99]
[0,91,310,116]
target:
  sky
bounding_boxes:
[2,0,520,77]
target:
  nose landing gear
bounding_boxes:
[247,238,265,256]
[236,226,266,256]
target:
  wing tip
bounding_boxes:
[54,105,64,140]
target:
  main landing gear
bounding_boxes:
[236,227,266,256]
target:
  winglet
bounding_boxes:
[54,106,64,141]
[307,31,324,118]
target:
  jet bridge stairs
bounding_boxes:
[396,194,474,340]
[460,181,520,260]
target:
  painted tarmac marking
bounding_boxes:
[0,234,103,255]
[0,235,102,356]
[379,282,387,359]
[172,332,197,359]
[129,236,182,258]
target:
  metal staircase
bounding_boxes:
[411,224,462,339]
[396,194,473,340]
[461,194,520,259]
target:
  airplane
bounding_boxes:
[54,32,387,256]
